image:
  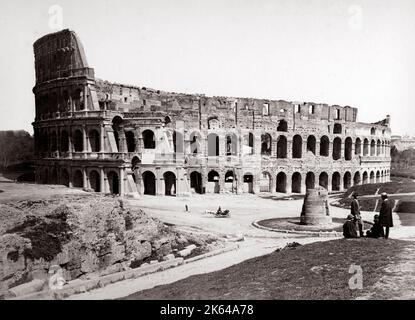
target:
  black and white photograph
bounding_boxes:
[1,0,415,309]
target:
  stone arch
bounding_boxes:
[320,136,329,157]
[131,156,141,169]
[333,123,342,134]
[163,171,176,196]
[60,130,69,153]
[306,135,316,155]
[41,168,49,184]
[89,129,100,152]
[142,171,156,195]
[61,168,69,187]
[363,138,369,156]
[260,171,272,192]
[345,137,353,160]
[190,171,203,194]
[370,139,376,156]
[73,170,83,188]
[332,137,342,160]
[111,116,123,151]
[73,129,83,152]
[261,133,272,155]
[292,172,302,193]
[243,173,254,193]
[376,170,381,183]
[142,129,155,149]
[207,133,219,156]
[277,135,287,158]
[377,139,381,156]
[50,131,57,152]
[224,170,235,193]
[125,131,136,152]
[353,172,361,186]
[50,167,58,184]
[292,135,302,158]
[89,170,100,192]
[277,119,288,132]
[332,172,341,191]
[371,127,376,135]
[276,172,287,193]
[319,172,329,189]
[355,138,362,155]
[107,171,119,195]
[343,172,352,190]
[363,171,368,184]
[226,133,238,156]
[207,170,220,194]
[305,172,315,190]
[190,131,202,154]
[370,171,375,183]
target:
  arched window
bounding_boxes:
[355,138,361,155]
[292,135,302,158]
[320,136,329,157]
[345,137,353,161]
[277,120,288,132]
[73,130,83,152]
[142,129,155,149]
[332,137,341,160]
[306,136,316,155]
[333,123,342,134]
[261,133,272,155]
[89,129,100,152]
[277,135,287,158]
[125,131,136,152]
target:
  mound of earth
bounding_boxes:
[0,195,218,295]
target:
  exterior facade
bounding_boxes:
[32,30,391,197]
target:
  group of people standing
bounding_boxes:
[343,192,393,239]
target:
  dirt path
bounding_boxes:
[68,237,333,300]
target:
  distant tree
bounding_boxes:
[0,131,34,171]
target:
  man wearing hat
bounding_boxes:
[351,192,364,237]
[343,214,358,238]
[379,192,393,239]
[366,214,384,238]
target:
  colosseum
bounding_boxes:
[32,29,391,198]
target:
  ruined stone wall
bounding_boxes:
[32,29,391,197]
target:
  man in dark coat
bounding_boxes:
[379,192,393,239]
[343,214,358,238]
[351,193,364,237]
[366,214,385,238]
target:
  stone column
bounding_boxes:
[100,167,105,193]
[156,167,164,196]
[82,167,87,190]
[100,124,105,153]
[286,173,292,194]
[120,167,125,197]
[82,125,87,152]
[327,174,332,193]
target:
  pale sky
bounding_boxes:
[0,0,414,136]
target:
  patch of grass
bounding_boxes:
[257,217,344,232]
[396,201,415,213]
[123,238,413,300]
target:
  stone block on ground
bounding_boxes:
[8,279,46,297]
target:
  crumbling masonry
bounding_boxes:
[32,30,391,197]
